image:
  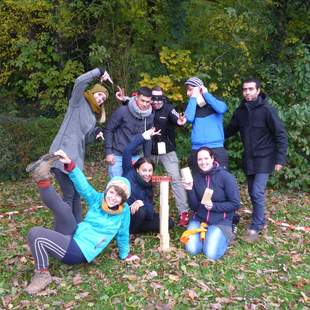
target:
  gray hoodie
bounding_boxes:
[49,68,102,172]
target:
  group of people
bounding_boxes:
[24,68,288,294]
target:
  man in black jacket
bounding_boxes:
[150,86,190,227]
[225,78,288,242]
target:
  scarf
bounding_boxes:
[84,91,101,114]
[101,200,124,215]
[128,97,152,119]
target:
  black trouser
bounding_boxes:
[188,147,228,174]
[130,207,174,234]
[52,168,82,223]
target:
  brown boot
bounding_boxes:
[25,270,52,294]
[26,154,60,182]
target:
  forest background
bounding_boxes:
[0,0,309,191]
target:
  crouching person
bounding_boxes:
[181,147,240,260]
[25,150,137,295]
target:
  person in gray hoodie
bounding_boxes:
[49,68,112,222]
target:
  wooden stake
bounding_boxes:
[152,176,172,251]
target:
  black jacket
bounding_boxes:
[152,101,180,155]
[187,164,240,226]
[104,105,154,156]
[225,94,288,175]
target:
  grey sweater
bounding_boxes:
[49,68,102,173]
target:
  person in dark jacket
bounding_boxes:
[181,147,240,260]
[49,68,112,222]
[225,78,288,242]
[104,87,154,178]
[184,77,229,172]
[122,128,174,234]
[150,86,190,227]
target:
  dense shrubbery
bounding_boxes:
[0,116,61,180]
[0,1,309,190]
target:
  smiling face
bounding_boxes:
[197,149,214,172]
[136,162,154,183]
[136,94,152,111]
[93,91,107,106]
[105,186,123,208]
[242,82,260,102]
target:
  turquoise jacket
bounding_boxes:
[68,167,130,262]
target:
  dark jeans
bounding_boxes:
[130,207,174,234]
[247,173,269,231]
[52,168,82,223]
[188,147,228,174]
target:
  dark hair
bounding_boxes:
[137,86,152,97]
[242,78,261,89]
[106,185,128,205]
[196,147,215,160]
[133,157,155,171]
[152,86,163,92]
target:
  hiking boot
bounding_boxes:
[243,229,260,243]
[178,211,189,227]
[25,270,52,294]
[26,154,60,182]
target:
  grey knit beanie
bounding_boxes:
[185,77,204,87]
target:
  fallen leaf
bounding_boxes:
[73,273,83,286]
[168,274,179,282]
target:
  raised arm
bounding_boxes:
[55,150,101,208]
[202,92,227,114]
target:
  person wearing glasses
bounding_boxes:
[104,87,154,178]
[149,86,190,227]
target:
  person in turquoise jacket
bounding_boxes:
[25,150,138,295]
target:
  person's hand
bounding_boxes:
[54,149,71,164]
[200,85,208,94]
[191,87,201,98]
[130,200,144,215]
[124,254,140,262]
[182,178,193,190]
[115,86,126,101]
[275,164,283,171]
[100,71,113,85]
[177,113,187,126]
[105,154,115,165]
[142,127,161,140]
[204,202,213,210]
[95,129,104,140]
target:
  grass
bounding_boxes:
[0,161,309,309]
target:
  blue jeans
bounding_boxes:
[108,154,140,179]
[247,173,269,231]
[184,220,228,260]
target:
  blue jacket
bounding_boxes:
[187,164,240,226]
[68,167,130,261]
[185,92,227,150]
[122,134,155,220]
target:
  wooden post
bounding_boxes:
[151,176,172,252]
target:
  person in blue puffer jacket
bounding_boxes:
[122,128,174,234]
[25,150,138,295]
[182,147,240,260]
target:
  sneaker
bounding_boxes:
[243,229,260,243]
[178,211,189,227]
[26,154,60,182]
[25,270,52,295]
[231,224,238,240]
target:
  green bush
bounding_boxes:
[0,116,61,180]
